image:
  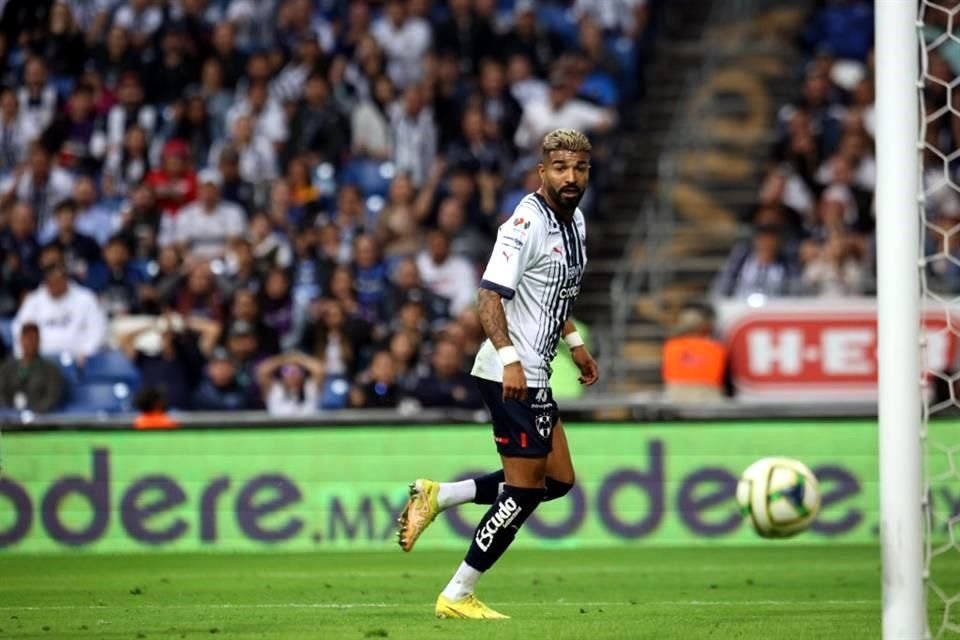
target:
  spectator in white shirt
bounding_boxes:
[573,0,648,38]
[17,58,57,145]
[507,53,548,108]
[106,73,158,154]
[0,144,76,231]
[390,83,437,186]
[416,229,477,315]
[514,71,615,154]
[372,0,432,89]
[0,87,28,176]
[225,0,280,52]
[12,258,107,364]
[257,351,325,416]
[351,74,395,161]
[173,169,246,261]
[208,114,278,186]
[112,0,164,49]
[225,81,289,147]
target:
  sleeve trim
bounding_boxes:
[479,279,516,300]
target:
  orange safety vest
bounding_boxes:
[662,336,728,388]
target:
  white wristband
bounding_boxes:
[564,332,585,349]
[498,345,521,366]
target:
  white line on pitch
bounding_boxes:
[60,563,869,580]
[0,600,879,612]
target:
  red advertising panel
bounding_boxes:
[716,299,959,401]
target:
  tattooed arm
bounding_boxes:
[477,287,527,400]
[477,288,512,349]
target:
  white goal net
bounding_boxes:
[919,2,960,636]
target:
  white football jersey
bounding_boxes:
[471,193,587,388]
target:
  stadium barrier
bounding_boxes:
[4,418,957,554]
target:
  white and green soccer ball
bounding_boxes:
[736,457,821,539]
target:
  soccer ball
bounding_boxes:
[736,457,821,538]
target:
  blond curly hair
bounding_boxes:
[541,129,592,158]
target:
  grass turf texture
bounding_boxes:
[0,545,953,639]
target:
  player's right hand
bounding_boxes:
[502,362,528,402]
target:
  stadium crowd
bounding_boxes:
[712,0,879,300]
[0,0,646,416]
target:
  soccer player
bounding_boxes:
[396,128,599,619]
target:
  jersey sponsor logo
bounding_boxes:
[474,496,521,552]
[558,284,580,299]
[552,245,563,257]
[513,217,530,229]
[535,414,553,439]
[500,235,524,250]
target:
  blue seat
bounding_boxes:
[55,352,82,386]
[537,4,578,45]
[342,159,393,198]
[60,382,134,415]
[83,349,141,387]
[320,377,350,410]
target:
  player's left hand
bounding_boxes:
[571,346,599,385]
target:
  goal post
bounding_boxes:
[876,1,925,639]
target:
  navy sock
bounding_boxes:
[473,471,572,503]
[464,485,544,572]
[472,470,505,504]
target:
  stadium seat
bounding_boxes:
[537,4,579,45]
[82,349,142,388]
[60,382,134,415]
[320,377,350,410]
[56,352,82,386]
[342,159,394,198]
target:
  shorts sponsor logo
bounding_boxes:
[474,497,521,551]
[535,414,553,439]
[494,436,510,445]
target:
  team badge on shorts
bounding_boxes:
[535,414,553,439]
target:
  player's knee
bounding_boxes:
[545,476,574,500]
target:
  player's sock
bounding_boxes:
[437,480,477,510]
[472,471,571,504]
[462,485,544,572]
[472,470,505,504]
[440,561,483,601]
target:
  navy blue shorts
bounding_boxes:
[473,376,559,458]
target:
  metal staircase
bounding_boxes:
[600,0,814,392]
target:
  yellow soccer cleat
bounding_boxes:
[396,479,440,552]
[435,594,510,620]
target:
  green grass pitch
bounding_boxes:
[0,545,954,639]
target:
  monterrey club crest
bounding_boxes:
[535,414,553,439]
